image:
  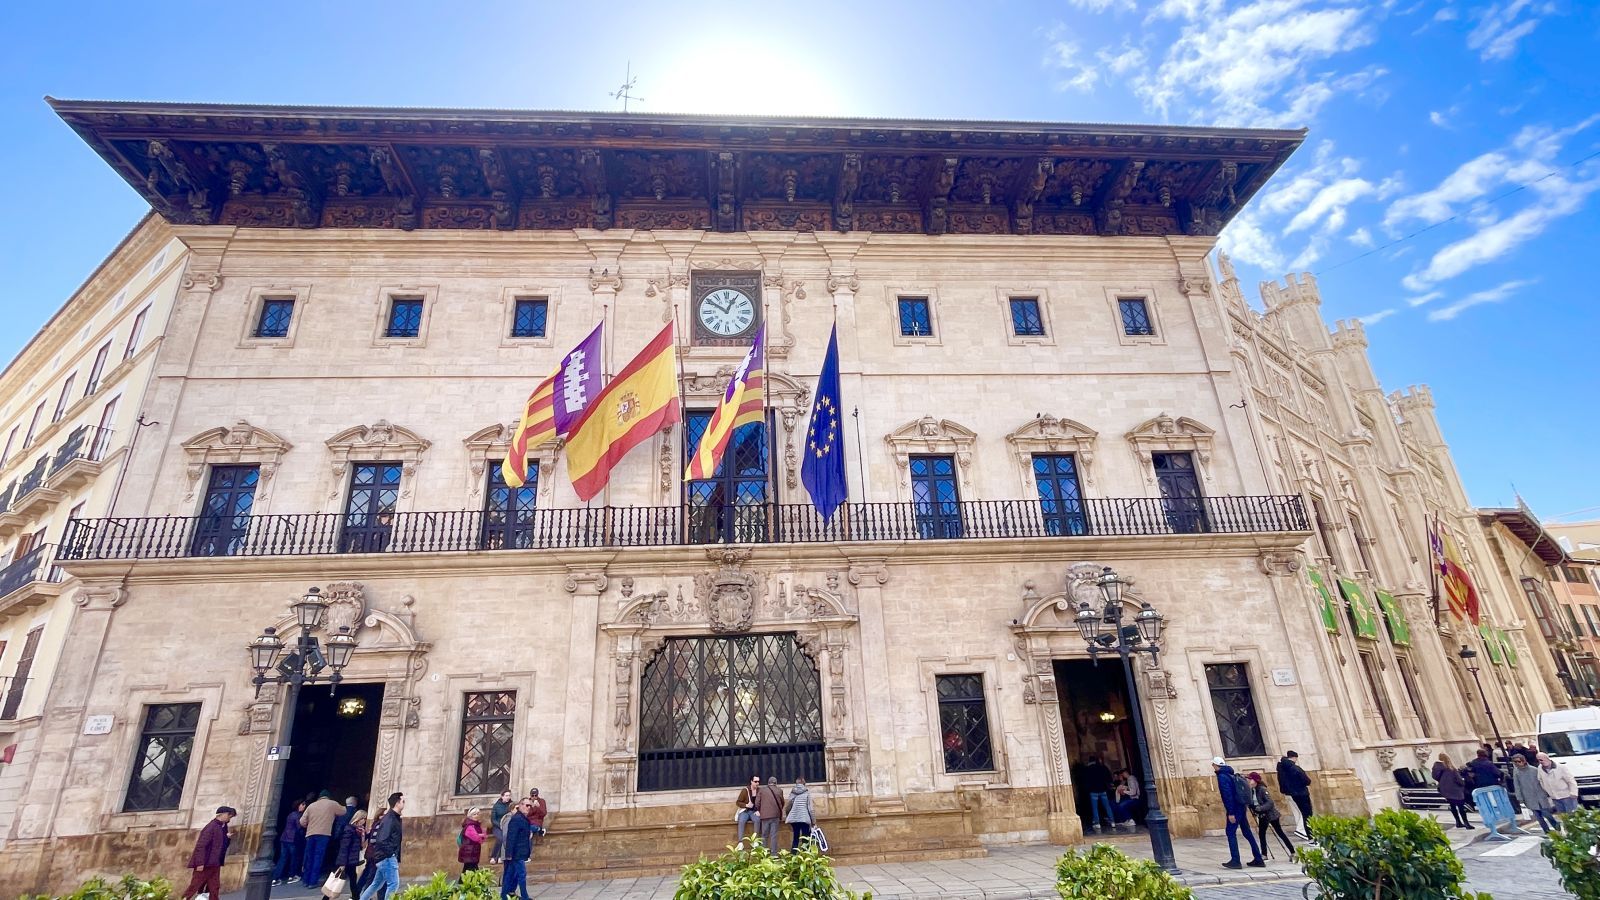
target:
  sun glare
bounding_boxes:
[651,42,848,117]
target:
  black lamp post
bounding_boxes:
[1075,566,1177,874]
[242,588,358,900]
[1458,644,1505,752]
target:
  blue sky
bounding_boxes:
[3,0,1596,519]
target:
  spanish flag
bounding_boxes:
[565,322,681,501]
[1430,515,1483,624]
[685,326,765,481]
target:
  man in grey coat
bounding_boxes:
[755,776,784,854]
[1510,752,1560,833]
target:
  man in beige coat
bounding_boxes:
[300,790,346,884]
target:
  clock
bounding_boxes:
[698,288,756,336]
[690,271,762,345]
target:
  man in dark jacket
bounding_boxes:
[181,806,236,900]
[1213,757,1264,869]
[359,792,404,900]
[501,798,535,900]
[756,776,785,854]
[1468,749,1504,789]
[1276,750,1314,840]
[1080,755,1115,834]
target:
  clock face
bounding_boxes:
[697,289,756,336]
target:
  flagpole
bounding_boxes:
[671,300,690,538]
[1429,511,1442,629]
[762,286,775,539]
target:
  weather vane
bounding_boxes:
[610,62,644,113]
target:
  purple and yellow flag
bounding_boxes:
[502,323,603,487]
[685,326,765,481]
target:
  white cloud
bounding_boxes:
[1098,43,1148,75]
[1217,209,1287,272]
[1067,0,1138,10]
[1349,226,1374,247]
[1046,35,1100,92]
[1285,176,1381,234]
[1433,5,1459,21]
[1467,0,1553,61]
[1426,278,1536,321]
[1405,290,1443,307]
[1403,185,1599,288]
[1358,308,1397,325]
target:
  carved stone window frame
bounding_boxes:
[238,284,311,349]
[996,286,1056,347]
[917,655,1008,784]
[1005,415,1098,495]
[101,685,223,831]
[181,421,294,513]
[372,284,438,349]
[1185,646,1281,771]
[884,284,943,347]
[498,286,560,349]
[885,416,978,499]
[1125,413,1215,490]
[324,420,431,506]
[1104,286,1167,347]
[463,423,557,504]
[439,672,537,802]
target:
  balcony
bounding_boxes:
[47,426,114,492]
[58,495,1308,562]
[0,676,30,721]
[0,544,65,618]
[0,427,114,538]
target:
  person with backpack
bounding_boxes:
[1246,772,1295,859]
[1213,757,1265,869]
[459,806,486,873]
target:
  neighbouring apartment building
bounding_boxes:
[0,100,1567,894]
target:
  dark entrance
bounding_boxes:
[1055,658,1145,830]
[276,682,385,825]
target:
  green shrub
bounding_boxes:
[1299,809,1490,899]
[675,839,868,900]
[1540,806,1600,899]
[1054,844,1191,900]
[394,868,499,899]
[20,875,173,900]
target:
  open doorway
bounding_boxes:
[1054,658,1144,830]
[277,682,386,821]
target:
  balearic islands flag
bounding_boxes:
[684,326,765,481]
[1429,515,1483,624]
[565,322,681,502]
[501,324,603,487]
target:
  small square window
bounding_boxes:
[511,298,548,338]
[1010,297,1045,336]
[255,298,295,338]
[898,297,933,337]
[1118,298,1154,336]
[386,297,424,338]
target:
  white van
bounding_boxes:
[1537,707,1600,805]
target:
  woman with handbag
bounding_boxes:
[458,806,486,873]
[1246,772,1295,859]
[325,809,366,898]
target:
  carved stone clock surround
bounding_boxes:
[690,270,763,347]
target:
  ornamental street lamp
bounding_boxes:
[1459,644,1506,752]
[1075,566,1177,874]
[242,588,357,900]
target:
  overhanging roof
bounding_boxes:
[49,99,1303,237]
[1480,508,1568,565]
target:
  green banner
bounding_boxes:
[1498,629,1519,668]
[1480,623,1505,665]
[1339,577,1381,640]
[1307,569,1339,634]
[1375,590,1411,647]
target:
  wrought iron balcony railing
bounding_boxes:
[0,426,114,516]
[0,544,63,598]
[58,495,1306,562]
[0,676,29,721]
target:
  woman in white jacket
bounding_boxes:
[1536,751,1581,814]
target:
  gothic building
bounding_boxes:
[0,100,1555,893]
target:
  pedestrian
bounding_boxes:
[1467,749,1503,790]
[1112,770,1141,831]
[1246,772,1295,859]
[1212,756,1265,869]
[1433,753,1472,828]
[271,799,307,885]
[331,809,368,897]
[1079,755,1116,834]
[734,775,762,845]
[525,788,548,843]
[756,776,784,853]
[489,790,513,863]
[459,806,486,873]
[1275,749,1314,840]
[1510,753,1560,833]
[784,778,816,849]
[1537,752,1581,815]
[359,792,405,900]
[181,805,235,900]
[501,797,534,900]
[302,790,346,886]
[356,802,386,899]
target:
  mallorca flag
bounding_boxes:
[1430,516,1483,624]
[685,327,765,481]
[565,322,681,502]
[501,324,604,487]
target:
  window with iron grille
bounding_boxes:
[511,298,548,338]
[457,691,516,795]
[898,297,933,337]
[1009,297,1045,336]
[255,297,295,338]
[123,702,201,811]
[936,674,994,772]
[385,297,425,338]
[1118,297,1154,336]
[1204,663,1266,757]
[637,634,824,791]
[483,460,537,550]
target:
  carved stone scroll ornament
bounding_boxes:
[1376,746,1397,770]
[325,420,430,501]
[1413,744,1433,766]
[885,416,978,495]
[1005,415,1098,490]
[1258,550,1304,577]
[182,421,293,502]
[321,581,369,638]
[1125,413,1216,486]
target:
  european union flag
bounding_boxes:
[801,325,848,522]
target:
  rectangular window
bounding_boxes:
[340,461,402,553]
[85,341,111,395]
[123,307,149,361]
[1311,497,1342,570]
[910,454,962,539]
[1523,577,1558,640]
[51,375,76,423]
[1009,297,1045,336]
[683,410,772,544]
[385,297,424,338]
[456,690,516,795]
[1205,663,1266,757]
[1349,514,1376,575]
[22,402,46,449]
[1397,656,1433,737]
[897,296,933,337]
[1032,453,1086,536]
[255,297,295,338]
[1358,650,1396,739]
[1565,565,1589,585]
[0,627,41,720]
[510,297,548,338]
[1567,606,1584,639]
[482,460,537,550]
[1588,606,1600,638]
[123,703,202,811]
[936,674,994,773]
[96,398,119,447]
[0,427,17,467]
[1118,297,1154,336]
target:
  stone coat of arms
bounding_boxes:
[695,548,766,633]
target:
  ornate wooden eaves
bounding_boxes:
[49,99,1303,237]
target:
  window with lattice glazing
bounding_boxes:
[936,674,994,772]
[124,703,201,811]
[1009,297,1045,336]
[256,297,295,338]
[386,296,424,338]
[1204,663,1266,757]
[684,409,772,544]
[457,691,516,795]
[898,296,933,336]
[511,298,548,338]
[1118,297,1154,336]
[483,460,537,549]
